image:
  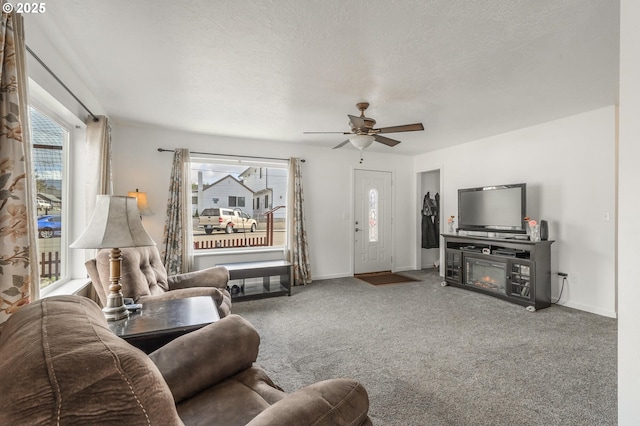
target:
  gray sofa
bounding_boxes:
[0,296,371,425]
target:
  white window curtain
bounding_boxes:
[162,148,192,275]
[0,9,38,324]
[84,116,113,220]
[287,157,311,285]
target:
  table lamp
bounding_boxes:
[70,195,156,321]
[127,189,154,216]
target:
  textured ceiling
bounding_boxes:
[32,0,619,155]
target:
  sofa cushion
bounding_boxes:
[246,378,371,426]
[0,296,183,425]
[176,367,284,426]
[149,315,261,404]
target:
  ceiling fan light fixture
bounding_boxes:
[304,102,424,151]
[349,134,375,150]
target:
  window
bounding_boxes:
[30,106,68,289]
[369,188,378,242]
[191,157,288,251]
[228,196,245,207]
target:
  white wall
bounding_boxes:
[618,0,640,422]
[110,121,415,279]
[414,106,617,318]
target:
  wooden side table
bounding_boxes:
[108,296,220,353]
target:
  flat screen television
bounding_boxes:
[458,183,526,234]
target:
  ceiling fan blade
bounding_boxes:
[374,134,401,147]
[304,131,352,134]
[348,114,366,130]
[376,123,424,134]
[333,139,351,149]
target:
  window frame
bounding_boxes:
[190,155,289,255]
[29,104,71,293]
[29,79,88,296]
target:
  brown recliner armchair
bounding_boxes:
[0,296,372,426]
[85,246,232,318]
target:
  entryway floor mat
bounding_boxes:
[354,272,419,286]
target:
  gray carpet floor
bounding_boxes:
[233,269,617,426]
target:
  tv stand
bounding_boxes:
[442,234,554,311]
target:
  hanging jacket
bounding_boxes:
[422,192,439,249]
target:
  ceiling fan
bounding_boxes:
[304,102,424,151]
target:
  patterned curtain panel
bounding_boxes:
[162,148,193,275]
[0,10,38,325]
[288,158,311,285]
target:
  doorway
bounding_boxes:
[354,169,393,274]
[418,169,442,272]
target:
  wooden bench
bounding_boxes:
[216,260,292,301]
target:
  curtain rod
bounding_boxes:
[26,45,99,122]
[157,148,305,162]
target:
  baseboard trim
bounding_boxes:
[556,300,617,318]
[313,267,438,282]
[312,272,353,281]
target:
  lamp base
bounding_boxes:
[102,291,129,321]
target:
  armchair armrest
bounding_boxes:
[149,314,259,403]
[246,379,370,426]
[167,266,229,290]
[139,287,223,303]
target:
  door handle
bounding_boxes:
[355,227,361,232]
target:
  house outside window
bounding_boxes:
[191,157,288,251]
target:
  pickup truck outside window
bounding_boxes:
[199,208,257,234]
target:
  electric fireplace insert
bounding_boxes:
[465,257,507,294]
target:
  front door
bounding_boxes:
[354,169,393,274]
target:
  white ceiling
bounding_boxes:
[34,0,619,155]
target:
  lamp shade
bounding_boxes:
[127,190,154,216]
[349,134,375,150]
[70,195,156,249]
